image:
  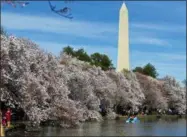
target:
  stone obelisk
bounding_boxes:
[117,2,130,72]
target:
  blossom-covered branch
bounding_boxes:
[1,0,29,7]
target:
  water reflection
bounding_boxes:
[38,118,186,136]
[7,117,186,136]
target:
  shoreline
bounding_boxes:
[5,114,186,133]
[5,115,186,136]
[5,116,186,136]
[116,114,187,119]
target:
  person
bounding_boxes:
[129,114,135,122]
[5,108,11,128]
[126,113,139,123]
[130,115,134,119]
[2,116,7,127]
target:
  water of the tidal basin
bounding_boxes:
[8,116,186,136]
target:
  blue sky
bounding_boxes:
[1,1,186,82]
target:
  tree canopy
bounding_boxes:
[133,67,143,74]
[133,63,159,78]
[143,63,158,78]
[62,46,75,56]
[61,46,114,71]
[75,49,91,63]
[90,53,113,71]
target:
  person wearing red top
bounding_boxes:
[5,108,11,128]
[2,117,7,127]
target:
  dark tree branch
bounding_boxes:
[1,0,73,19]
[48,0,73,19]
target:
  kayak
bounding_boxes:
[126,117,139,123]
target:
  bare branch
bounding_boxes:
[48,0,73,19]
[1,0,73,19]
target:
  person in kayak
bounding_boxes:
[126,113,139,123]
[127,114,135,123]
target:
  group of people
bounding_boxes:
[1,108,12,128]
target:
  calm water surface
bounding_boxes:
[8,117,186,136]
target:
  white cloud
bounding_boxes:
[156,53,186,60]
[1,12,117,39]
[130,37,171,46]
[131,22,186,33]
[132,51,186,61]
[2,11,184,47]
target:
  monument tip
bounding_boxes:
[121,1,127,10]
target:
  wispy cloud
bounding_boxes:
[132,51,186,61]
[2,11,184,47]
[131,23,186,33]
[1,12,117,39]
[130,37,171,46]
[36,40,186,62]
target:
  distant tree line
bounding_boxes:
[61,46,114,71]
[62,46,160,77]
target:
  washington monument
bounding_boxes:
[117,2,130,72]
